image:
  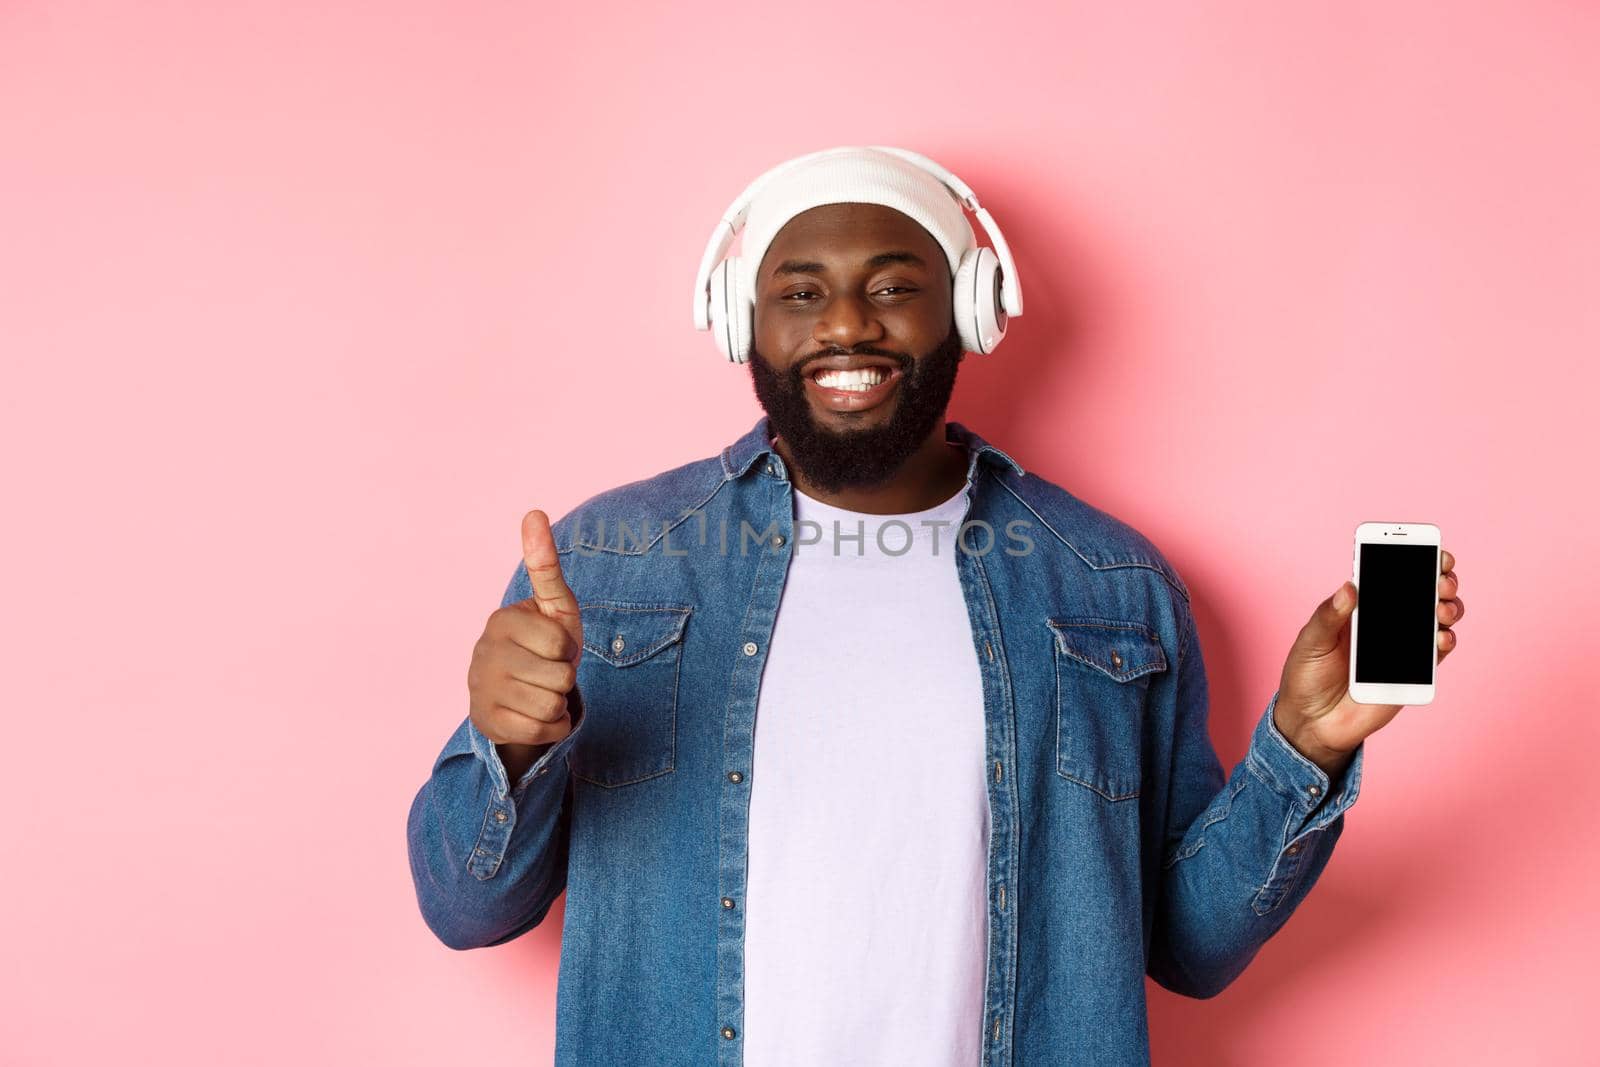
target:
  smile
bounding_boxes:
[804,365,904,413]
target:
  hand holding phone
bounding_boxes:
[1349,522,1443,706]
[1272,525,1462,774]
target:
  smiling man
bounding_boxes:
[406,146,1466,1066]
[745,201,970,509]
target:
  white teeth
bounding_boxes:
[813,367,889,391]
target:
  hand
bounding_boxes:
[467,509,585,780]
[1273,549,1464,777]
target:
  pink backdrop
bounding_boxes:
[3,2,1595,1064]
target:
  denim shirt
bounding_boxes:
[406,415,1364,1067]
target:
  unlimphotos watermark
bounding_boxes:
[569,510,1036,558]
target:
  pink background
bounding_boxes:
[3,2,1596,1063]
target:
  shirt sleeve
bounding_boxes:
[404,559,589,950]
[1145,591,1365,998]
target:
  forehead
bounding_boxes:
[763,202,941,262]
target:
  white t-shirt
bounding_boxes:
[743,475,992,1066]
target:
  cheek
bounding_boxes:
[888,298,950,337]
[754,308,807,349]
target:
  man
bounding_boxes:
[406,147,1465,1066]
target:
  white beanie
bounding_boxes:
[736,146,977,300]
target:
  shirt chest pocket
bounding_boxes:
[1046,617,1169,802]
[567,602,691,788]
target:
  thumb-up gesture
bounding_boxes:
[467,509,584,776]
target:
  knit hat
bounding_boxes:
[736,146,977,300]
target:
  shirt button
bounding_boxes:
[772,534,785,547]
[1287,843,1301,855]
[612,634,625,654]
[742,641,758,656]
[1308,784,1322,796]
[1110,650,1123,668]
[721,897,735,909]
[722,1026,737,1040]
[728,771,744,783]
[494,810,508,824]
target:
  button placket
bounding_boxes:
[712,467,799,1056]
[469,800,514,880]
[1254,827,1321,914]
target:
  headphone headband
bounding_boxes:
[692,146,1023,331]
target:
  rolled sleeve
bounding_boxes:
[403,557,588,950]
[1247,689,1364,833]
[1147,595,1366,998]
[456,685,586,881]
[1239,689,1364,917]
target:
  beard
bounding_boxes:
[747,324,964,495]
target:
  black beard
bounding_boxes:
[747,326,964,495]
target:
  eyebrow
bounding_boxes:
[770,250,929,278]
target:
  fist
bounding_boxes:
[467,509,585,765]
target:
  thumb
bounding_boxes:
[1298,580,1356,657]
[521,509,582,647]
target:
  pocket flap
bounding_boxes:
[1046,617,1168,683]
[581,602,691,667]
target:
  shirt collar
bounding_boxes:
[721,414,1025,482]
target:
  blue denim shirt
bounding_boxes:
[406,415,1363,1066]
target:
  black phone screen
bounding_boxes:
[1354,542,1438,684]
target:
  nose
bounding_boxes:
[811,290,885,349]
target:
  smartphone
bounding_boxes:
[1349,522,1441,706]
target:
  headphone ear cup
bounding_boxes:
[731,263,753,365]
[952,247,1007,355]
[707,257,753,363]
[707,258,734,362]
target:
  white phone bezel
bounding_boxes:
[1348,521,1440,706]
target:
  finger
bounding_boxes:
[486,702,572,745]
[503,610,581,664]
[1300,581,1356,656]
[1441,548,1454,573]
[1436,595,1464,624]
[1437,626,1457,661]
[496,680,572,723]
[503,644,579,694]
[522,509,582,632]
[1438,569,1458,598]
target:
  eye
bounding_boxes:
[779,286,919,303]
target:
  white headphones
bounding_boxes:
[692,145,1024,364]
